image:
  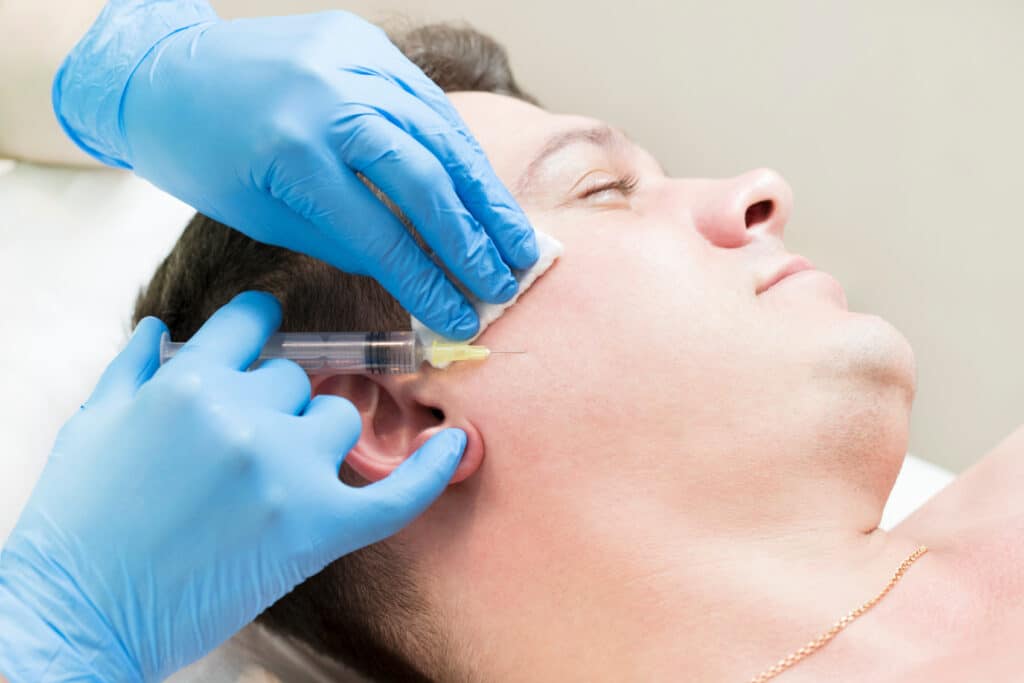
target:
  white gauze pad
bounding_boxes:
[412,230,564,368]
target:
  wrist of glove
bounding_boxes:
[52,0,219,167]
[0,547,139,683]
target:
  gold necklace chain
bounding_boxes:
[748,544,929,683]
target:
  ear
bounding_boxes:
[310,374,484,485]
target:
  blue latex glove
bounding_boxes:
[0,292,464,682]
[52,2,538,340]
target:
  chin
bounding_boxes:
[815,311,917,409]
[804,313,916,511]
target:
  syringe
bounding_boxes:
[159,331,498,375]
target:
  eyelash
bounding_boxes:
[580,174,640,199]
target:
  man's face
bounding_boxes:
[411,92,916,599]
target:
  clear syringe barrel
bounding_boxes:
[160,331,422,375]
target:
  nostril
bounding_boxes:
[429,407,445,422]
[745,200,774,228]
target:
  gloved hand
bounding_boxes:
[53,2,538,340]
[0,292,464,682]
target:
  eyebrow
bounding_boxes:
[513,124,628,196]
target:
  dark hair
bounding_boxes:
[132,22,534,683]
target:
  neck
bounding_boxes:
[457,502,955,683]
[625,526,932,682]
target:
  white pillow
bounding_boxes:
[0,161,193,542]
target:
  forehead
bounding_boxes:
[448,91,603,186]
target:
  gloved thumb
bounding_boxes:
[86,316,168,407]
[344,428,466,548]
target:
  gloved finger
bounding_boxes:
[269,147,481,340]
[334,111,517,305]
[244,359,312,415]
[87,316,167,406]
[299,394,362,470]
[366,244,481,340]
[336,428,464,548]
[174,291,281,370]
[352,73,539,272]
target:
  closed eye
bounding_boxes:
[578,174,639,200]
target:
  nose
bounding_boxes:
[690,168,793,247]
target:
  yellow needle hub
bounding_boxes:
[428,340,491,366]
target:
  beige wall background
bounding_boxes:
[214,0,1023,473]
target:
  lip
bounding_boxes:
[756,255,817,295]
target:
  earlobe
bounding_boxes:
[310,374,484,485]
[406,421,483,484]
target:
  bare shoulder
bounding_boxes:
[976,422,1024,467]
[881,425,1024,682]
[893,423,1024,543]
[891,654,1024,683]
[885,619,1024,683]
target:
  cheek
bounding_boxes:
[462,216,757,435]
[540,215,745,346]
